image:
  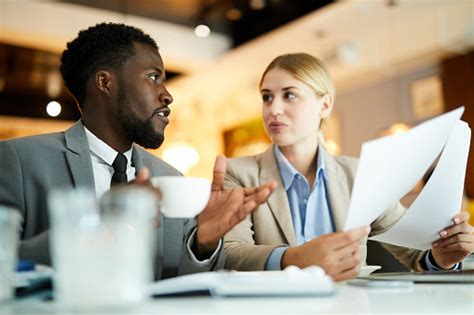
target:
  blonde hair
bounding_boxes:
[260,53,335,148]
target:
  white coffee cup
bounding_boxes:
[150,176,211,218]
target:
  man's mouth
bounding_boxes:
[155,107,171,118]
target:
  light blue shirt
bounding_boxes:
[265,145,334,270]
[264,145,459,271]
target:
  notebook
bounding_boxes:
[149,266,335,297]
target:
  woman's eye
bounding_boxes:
[284,91,296,100]
[262,94,273,102]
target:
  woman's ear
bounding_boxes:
[320,94,333,119]
[95,70,114,97]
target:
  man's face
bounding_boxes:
[116,42,173,149]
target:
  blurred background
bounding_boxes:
[1,0,473,239]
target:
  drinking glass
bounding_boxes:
[49,187,158,309]
[0,206,21,302]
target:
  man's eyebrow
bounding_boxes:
[144,66,163,73]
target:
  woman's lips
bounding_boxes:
[268,121,288,132]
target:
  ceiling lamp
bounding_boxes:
[194,24,211,38]
[162,143,200,174]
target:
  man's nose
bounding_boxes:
[160,86,173,106]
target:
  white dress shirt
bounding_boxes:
[83,125,135,198]
[83,124,222,263]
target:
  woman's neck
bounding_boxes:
[279,140,319,187]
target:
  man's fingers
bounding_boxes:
[211,155,227,191]
[135,167,150,184]
[243,181,277,196]
[222,200,256,233]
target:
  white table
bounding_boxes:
[3,283,474,314]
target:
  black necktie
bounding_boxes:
[111,153,128,186]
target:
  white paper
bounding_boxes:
[344,107,464,231]
[370,121,471,250]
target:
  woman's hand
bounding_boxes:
[281,226,370,282]
[431,211,474,269]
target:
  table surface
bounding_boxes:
[3,282,474,315]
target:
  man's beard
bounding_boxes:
[117,87,165,149]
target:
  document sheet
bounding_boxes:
[343,107,469,250]
[370,121,470,249]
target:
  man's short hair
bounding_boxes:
[60,22,158,108]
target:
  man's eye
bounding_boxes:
[262,94,273,102]
[149,74,160,81]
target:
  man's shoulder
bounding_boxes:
[0,131,66,152]
[134,146,181,176]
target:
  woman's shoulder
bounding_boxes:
[227,151,266,173]
[327,153,359,177]
[225,150,271,188]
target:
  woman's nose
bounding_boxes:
[269,99,284,116]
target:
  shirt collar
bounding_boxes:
[274,144,327,191]
[83,123,133,167]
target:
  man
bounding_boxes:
[0,23,276,279]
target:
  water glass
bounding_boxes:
[48,187,158,309]
[0,206,21,302]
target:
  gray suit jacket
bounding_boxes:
[0,121,223,279]
[223,146,425,271]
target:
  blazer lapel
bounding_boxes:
[259,147,296,246]
[132,146,166,279]
[323,149,351,232]
[64,121,95,189]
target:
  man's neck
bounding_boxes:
[81,116,132,153]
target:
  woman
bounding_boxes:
[223,53,473,281]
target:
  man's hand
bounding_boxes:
[281,226,370,282]
[196,155,277,257]
[431,211,474,269]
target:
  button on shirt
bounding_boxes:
[265,145,335,270]
[83,126,135,198]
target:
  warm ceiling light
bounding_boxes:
[226,8,242,21]
[249,0,266,10]
[162,143,200,174]
[46,101,61,117]
[194,24,211,38]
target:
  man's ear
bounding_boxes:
[320,94,333,119]
[95,70,114,97]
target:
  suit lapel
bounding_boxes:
[64,121,95,189]
[323,150,351,232]
[132,146,168,279]
[259,147,296,246]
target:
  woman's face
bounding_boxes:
[260,67,331,147]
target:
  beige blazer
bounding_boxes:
[224,146,425,271]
